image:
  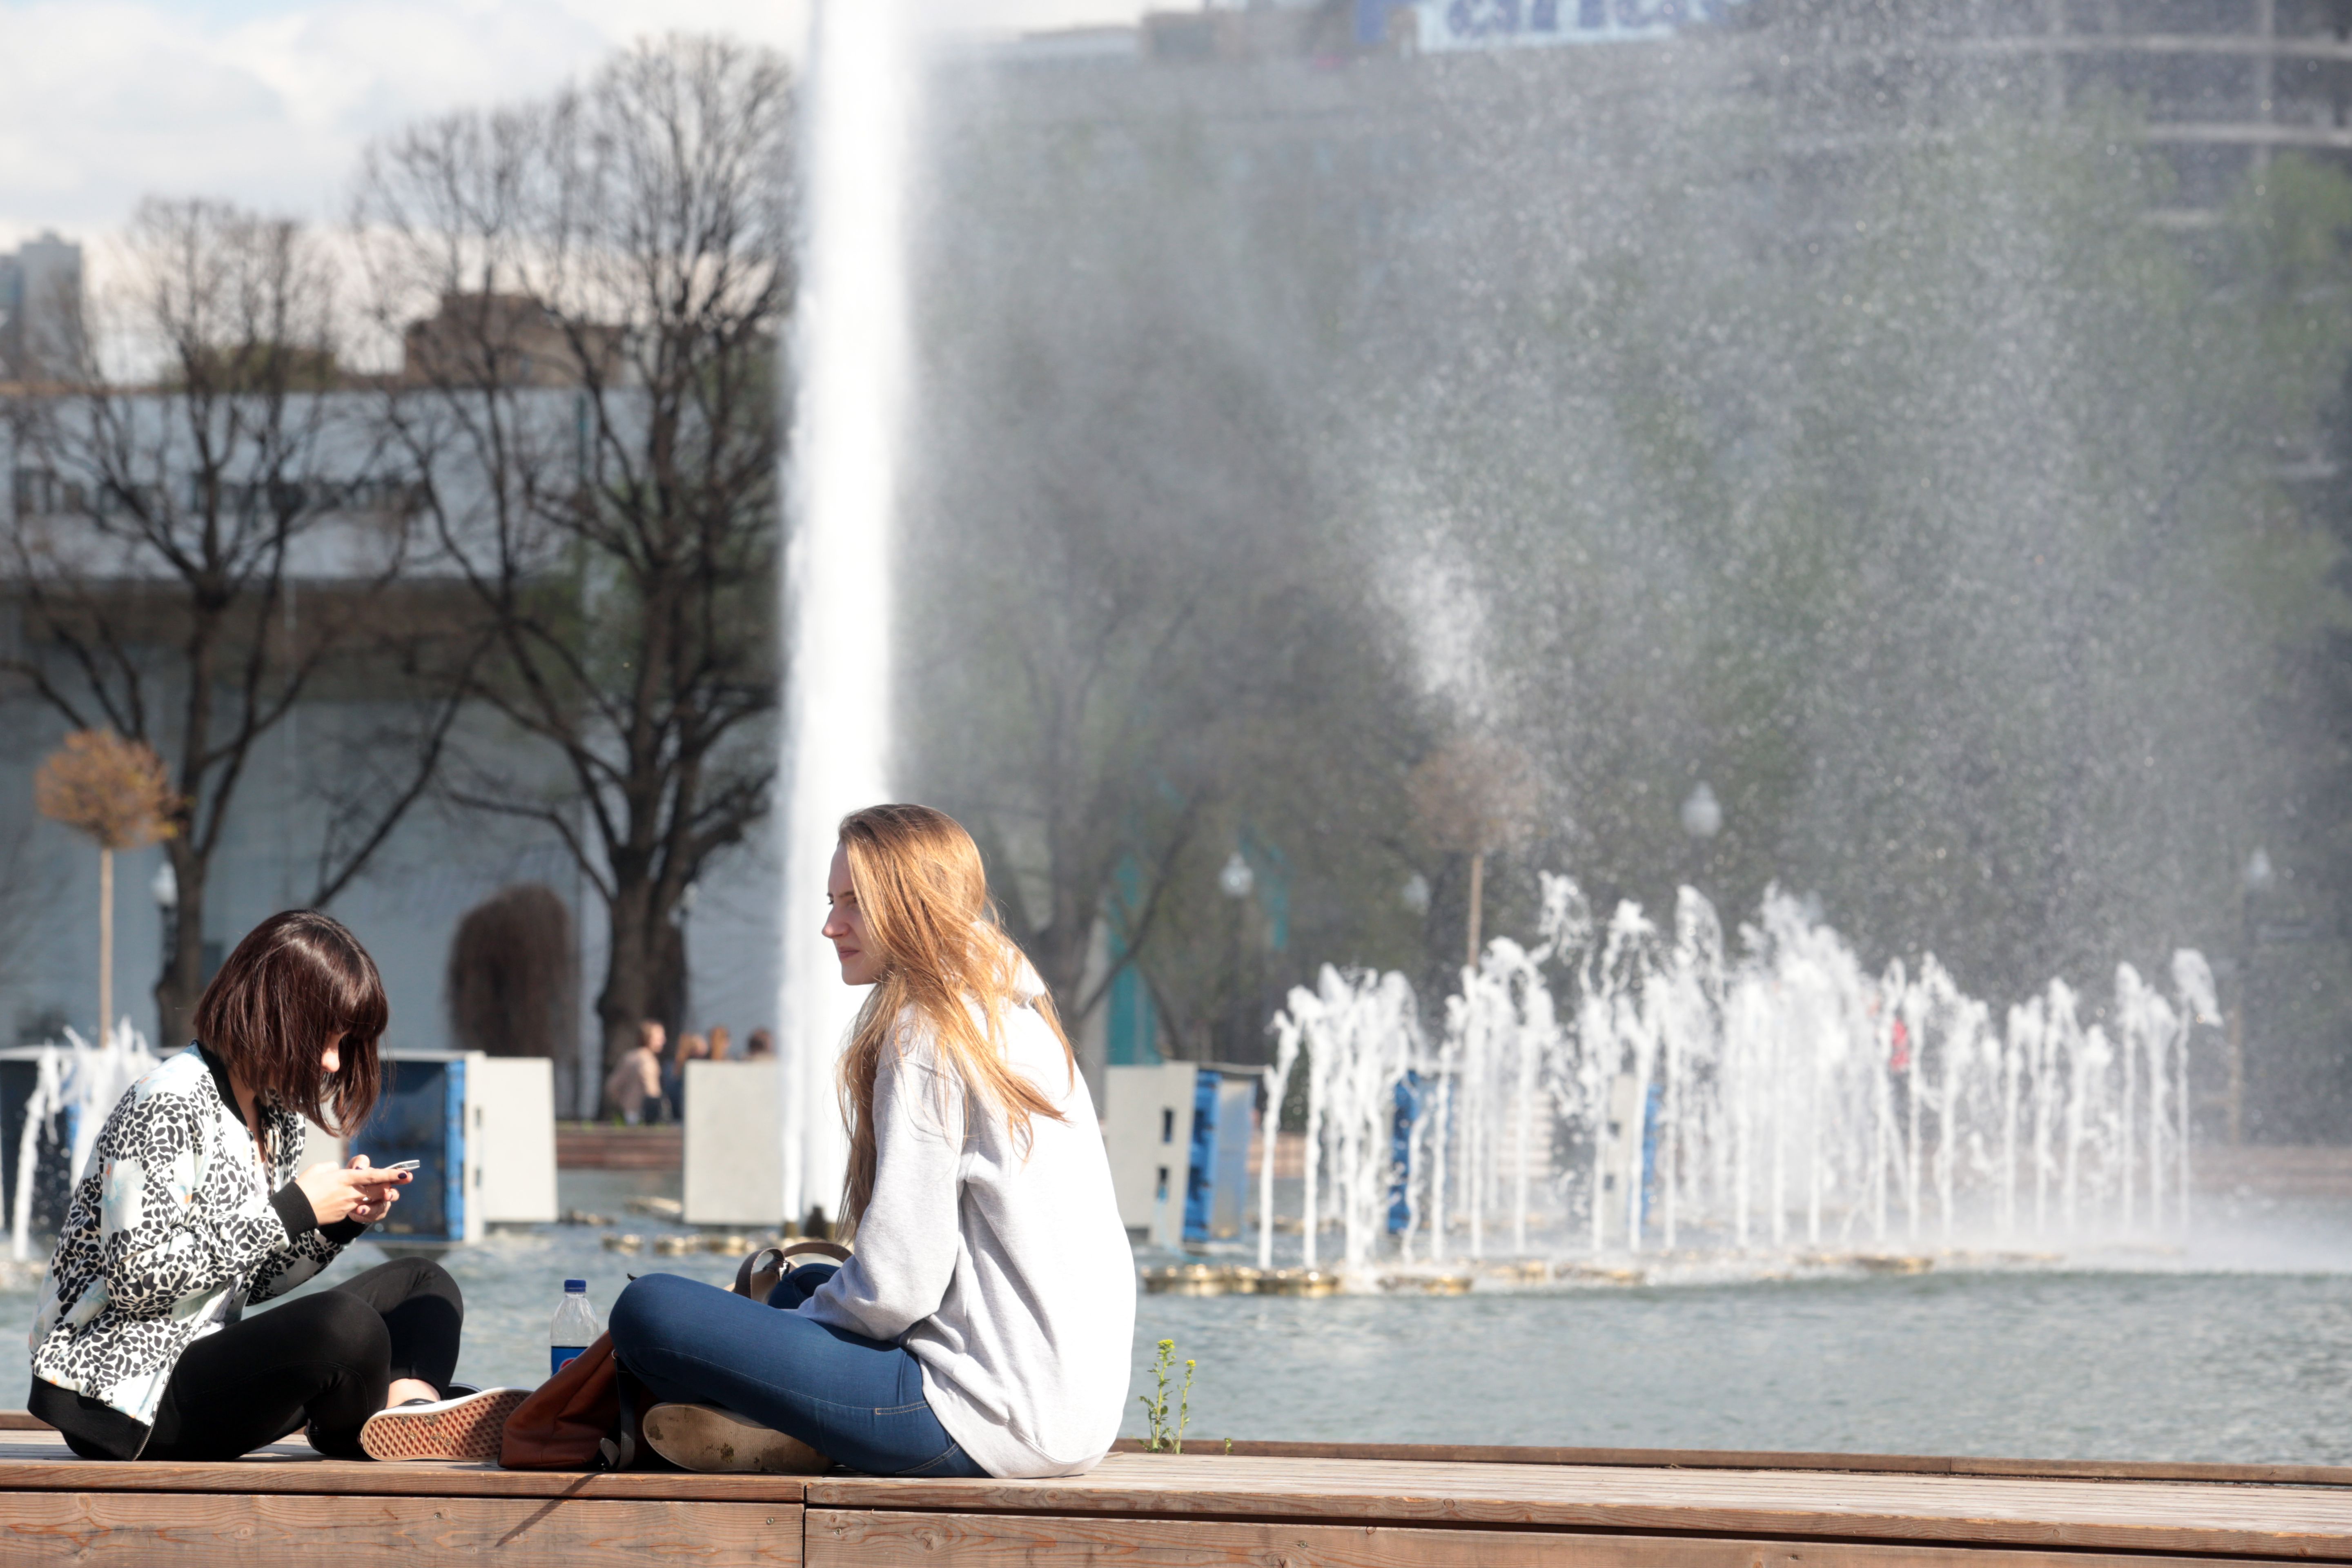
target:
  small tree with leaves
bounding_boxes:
[35,730,178,1041]
[1408,736,1538,970]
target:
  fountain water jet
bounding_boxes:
[10,1021,157,1262]
[777,0,915,1223]
[1266,878,2222,1281]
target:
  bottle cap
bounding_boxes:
[564,1279,587,1292]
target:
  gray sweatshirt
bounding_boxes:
[799,967,1137,1477]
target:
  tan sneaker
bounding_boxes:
[641,1402,831,1473]
[359,1387,528,1462]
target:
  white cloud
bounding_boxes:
[0,0,1147,249]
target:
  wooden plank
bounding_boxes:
[556,1124,681,1169]
[1107,1439,2352,1489]
[811,1454,2352,1560]
[0,1492,800,1566]
[0,1431,809,1504]
[4,1408,2337,1486]
[807,1510,2276,1568]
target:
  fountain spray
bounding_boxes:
[1261,882,2214,1279]
[778,0,913,1224]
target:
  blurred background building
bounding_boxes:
[0,234,82,383]
[0,253,780,1119]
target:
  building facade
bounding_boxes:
[0,370,782,1118]
[0,234,82,383]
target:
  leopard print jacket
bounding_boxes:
[28,1045,351,1438]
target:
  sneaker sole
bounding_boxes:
[641,1403,830,1474]
[359,1388,529,1463]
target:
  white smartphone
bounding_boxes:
[374,1160,421,1174]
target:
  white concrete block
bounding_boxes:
[471,1056,559,1225]
[1104,1062,1200,1250]
[684,1058,782,1226]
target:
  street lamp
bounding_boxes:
[1218,851,1255,901]
[1681,781,1723,905]
[1680,782,1722,841]
[1219,850,1254,1063]
[152,860,178,1040]
[1401,873,1431,915]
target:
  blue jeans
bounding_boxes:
[608,1265,987,1477]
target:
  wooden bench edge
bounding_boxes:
[1105,1439,2352,1488]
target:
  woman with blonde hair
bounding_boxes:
[609,804,1135,1477]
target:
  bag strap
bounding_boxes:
[598,1363,640,1472]
[733,1237,852,1301]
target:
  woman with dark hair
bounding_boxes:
[28,910,521,1462]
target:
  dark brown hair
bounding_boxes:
[192,910,387,1136]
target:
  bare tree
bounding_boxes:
[0,198,472,1042]
[355,36,791,1108]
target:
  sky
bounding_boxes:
[0,0,1145,249]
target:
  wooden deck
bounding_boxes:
[2,1415,2351,1565]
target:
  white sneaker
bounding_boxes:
[359,1387,528,1462]
[641,1402,831,1474]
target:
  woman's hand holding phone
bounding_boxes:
[295,1154,411,1225]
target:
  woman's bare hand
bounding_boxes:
[295,1156,409,1226]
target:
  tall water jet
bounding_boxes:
[778,0,913,1223]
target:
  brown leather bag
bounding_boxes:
[500,1238,853,1470]
[499,1331,645,1470]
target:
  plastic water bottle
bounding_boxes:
[550,1279,600,1376]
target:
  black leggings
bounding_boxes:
[129,1257,463,1461]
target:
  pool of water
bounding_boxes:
[4,1189,2348,1463]
[1121,1267,2352,1462]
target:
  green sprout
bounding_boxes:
[1178,1356,1195,1452]
[1137,1338,1199,1453]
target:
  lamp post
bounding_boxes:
[1660,780,1723,1250]
[1681,781,1722,889]
[152,860,178,1044]
[2232,847,2273,1147]
[1220,850,1254,1060]
[676,879,699,1036]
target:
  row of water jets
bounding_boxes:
[1263,878,2220,1273]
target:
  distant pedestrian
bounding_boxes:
[664,1031,710,1122]
[744,1028,775,1060]
[708,1025,733,1063]
[605,1020,665,1125]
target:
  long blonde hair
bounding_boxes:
[835,803,1075,1232]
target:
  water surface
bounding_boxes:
[6,1196,2348,1464]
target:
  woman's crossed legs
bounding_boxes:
[135,1255,464,1461]
[608,1266,985,1477]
